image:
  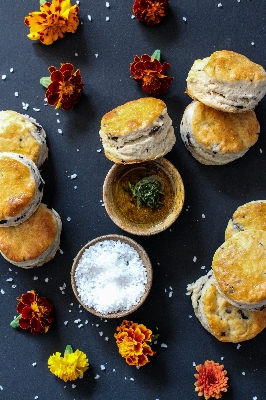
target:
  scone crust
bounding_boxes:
[0,155,36,219]
[0,110,48,166]
[212,229,266,308]
[100,97,166,137]
[225,200,266,240]
[0,204,59,263]
[204,50,266,82]
[192,102,259,152]
[202,275,266,342]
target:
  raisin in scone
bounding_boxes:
[0,203,62,268]
[212,229,266,310]
[225,200,266,239]
[187,271,266,342]
[0,110,48,167]
[180,101,259,165]
[186,50,266,112]
[0,152,44,226]
[99,97,176,163]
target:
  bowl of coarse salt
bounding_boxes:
[70,234,153,318]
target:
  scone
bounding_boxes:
[0,152,44,226]
[99,97,176,163]
[0,203,62,268]
[212,229,266,309]
[180,101,259,165]
[225,200,266,239]
[0,110,48,167]
[187,271,266,342]
[186,50,266,112]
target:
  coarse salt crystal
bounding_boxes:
[105,336,109,341]
[88,15,91,21]
[193,256,197,262]
[71,174,77,179]
[45,278,49,282]
[64,321,68,325]
[201,266,206,270]
[1,289,5,294]
[12,285,16,288]
[242,371,245,375]
[97,149,101,153]
[33,108,40,112]
[169,291,173,298]
[237,344,241,349]
[75,53,78,56]
[99,331,103,336]
[74,319,81,323]
[218,3,222,7]
[106,2,110,7]
[94,374,100,379]
[67,217,71,222]
[182,17,187,22]
[130,378,134,381]
[57,119,60,123]
[161,343,168,348]
[106,16,110,21]
[32,362,37,367]
[74,240,148,314]
[95,53,99,58]
[131,14,135,19]
[72,384,76,388]
[78,324,83,328]
[33,276,38,280]
[6,278,13,282]
[14,92,18,97]
[2,75,6,80]
[22,102,29,110]
[58,129,62,134]
[193,362,196,366]
[202,214,205,218]
[100,365,105,370]
[260,148,263,153]
[10,68,14,72]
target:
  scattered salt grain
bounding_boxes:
[96,324,99,327]
[182,17,187,22]
[58,128,62,134]
[105,336,109,341]
[94,374,100,379]
[74,186,77,189]
[242,371,245,375]
[260,148,263,153]
[57,119,60,123]
[161,343,168,348]
[78,324,83,328]
[67,217,71,222]
[189,315,192,318]
[106,16,110,21]
[97,149,102,153]
[32,362,37,367]
[33,108,40,112]
[85,320,88,324]
[75,53,78,56]
[131,14,135,19]
[95,53,99,58]
[34,397,38,399]
[2,75,6,80]
[33,276,38,280]
[6,278,13,282]
[99,331,103,336]
[69,310,72,312]
[64,321,68,325]
[169,291,173,298]
[10,68,14,72]
[113,369,116,372]
[202,214,205,218]
[130,378,134,381]
[253,397,257,400]
[237,344,241,349]
[72,384,76,388]
[193,256,197,262]
[100,365,106,370]
[201,266,206,270]
[14,92,18,97]
[45,278,49,283]
[74,319,81,323]
[193,362,196,366]
[106,2,110,7]
[1,289,5,294]
[218,3,222,7]
[22,102,29,110]
[12,285,17,289]
[71,174,77,179]
[74,240,148,314]
[221,356,224,360]
[88,15,91,21]
[251,42,255,46]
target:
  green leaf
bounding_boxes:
[40,0,47,5]
[64,345,73,356]
[40,77,51,88]
[151,49,161,62]
[10,314,21,328]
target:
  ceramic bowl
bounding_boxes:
[71,234,152,318]
[103,157,185,235]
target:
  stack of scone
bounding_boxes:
[99,97,176,164]
[187,200,266,343]
[180,50,266,165]
[0,110,62,268]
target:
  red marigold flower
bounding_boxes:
[13,290,54,334]
[130,51,173,96]
[41,63,84,110]
[133,0,169,26]
[194,360,229,399]
[114,320,156,367]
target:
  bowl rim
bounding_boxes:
[70,234,153,318]
[103,157,185,235]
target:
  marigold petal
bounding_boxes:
[19,318,31,330]
[21,307,33,320]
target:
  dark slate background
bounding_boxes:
[0,1,266,399]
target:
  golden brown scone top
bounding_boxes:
[212,230,266,305]
[0,204,57,262]
[100,97,166,137]
[202,278,266,342]
[192,102,259,152]
[225,201,266,240]
[204,50,266,82]
[0,111,40,163]
[0,155,36,219]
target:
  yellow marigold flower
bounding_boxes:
[48,345,89,382]
[194,360,229,399]
[24,0,79,45]
[114,320,156,367]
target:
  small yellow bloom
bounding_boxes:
[48,345,89,381]
[24,0,79,45]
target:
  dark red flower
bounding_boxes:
[130,54,173,96]
[133,0,169,26]
[45,63,84,110]
[16,290,54,334]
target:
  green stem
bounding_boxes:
[151,49,161,62]
[40,77,52,88]
[10,314,21,328]
[64,345,73,356]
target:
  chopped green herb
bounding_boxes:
[127,175,164,208]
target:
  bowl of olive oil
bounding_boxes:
[103,157,185,235]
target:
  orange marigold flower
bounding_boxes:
[41,63,84,110]
[130,51,173,96]
[194,360,229,400]
[11,290,54,334]
[133,0,169,26]
[114,320,156,367]
[24,0,79,45]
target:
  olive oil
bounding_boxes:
[111,161,175,228]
